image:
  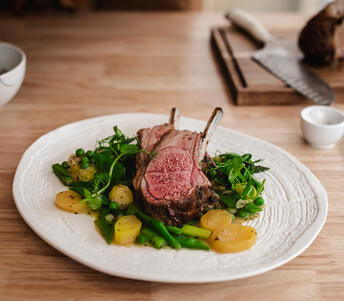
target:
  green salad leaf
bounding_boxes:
[203,152,269,219]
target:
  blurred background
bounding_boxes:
[0,0,332,15]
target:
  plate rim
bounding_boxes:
[12,113,328,283]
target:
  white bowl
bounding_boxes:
[301,105,344,148]
[0,42,26,107]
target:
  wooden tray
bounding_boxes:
[211,26,344,105]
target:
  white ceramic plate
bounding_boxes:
[13,113,327,283]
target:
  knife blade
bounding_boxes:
[225,9,335,105]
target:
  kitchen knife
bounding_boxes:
[225,9,335,105]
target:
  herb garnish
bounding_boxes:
[52,126,151,242]
[203,152,269,219]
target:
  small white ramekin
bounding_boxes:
[301,105,344,148]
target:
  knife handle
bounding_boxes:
[225,9,273,44]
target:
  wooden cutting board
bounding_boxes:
[212,26,344,105]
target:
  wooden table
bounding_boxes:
[0,12,343,301]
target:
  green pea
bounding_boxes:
[238,209,249,219]
[80,157,89,169]
[75,148,84,157]
[109,201,119,211]
[80,162,88,169]
[61,161,68,169]
[254,196,264,206]
[86,150,94,158]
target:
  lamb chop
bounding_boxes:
[133,108,223,226]
[136,108,180,168]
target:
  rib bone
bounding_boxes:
[199,107,223,160]
[169,107,180,128]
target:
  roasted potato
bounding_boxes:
[114,215,142,245]
[68,155,97,182]
[55,190,91,214]
[200,209,232,231]
[209,224,257,253]
[109,185,134,209]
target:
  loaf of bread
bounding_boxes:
[298,0,344,64]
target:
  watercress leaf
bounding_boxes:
[94,153,104,171]
[94,153,113,172]
[92,172,109,193]
[218,192,238,208]
[125,137,137,144]
[120,144,139,155]
[99,194,110,206]
[112,162,126,179]
[82,196,102,210]
[242,153,252,162]
[231,156,243,169]
[240,183,251,200]
[83,188,92,198]
[228,167,243,184]
[113,126,124,138]
[227,152,240,158]
[111,179,132,186]
[245,185,257,200]
[228,169,236,183]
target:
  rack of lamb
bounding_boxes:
[133,108,223,226]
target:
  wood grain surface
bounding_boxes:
[212,26,344,105]
[0,12,343,301]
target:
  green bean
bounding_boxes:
[135,234,148,245]
[174,235,210,251]
[141,227,167,249]
[166,225,182,236]
[244,202,262,213]
[135,210,181,249]
[52,163,73,186]
[247,208,262,214]
[96,209,114,244]
[126,202,140,215]
[181,225,211,240]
